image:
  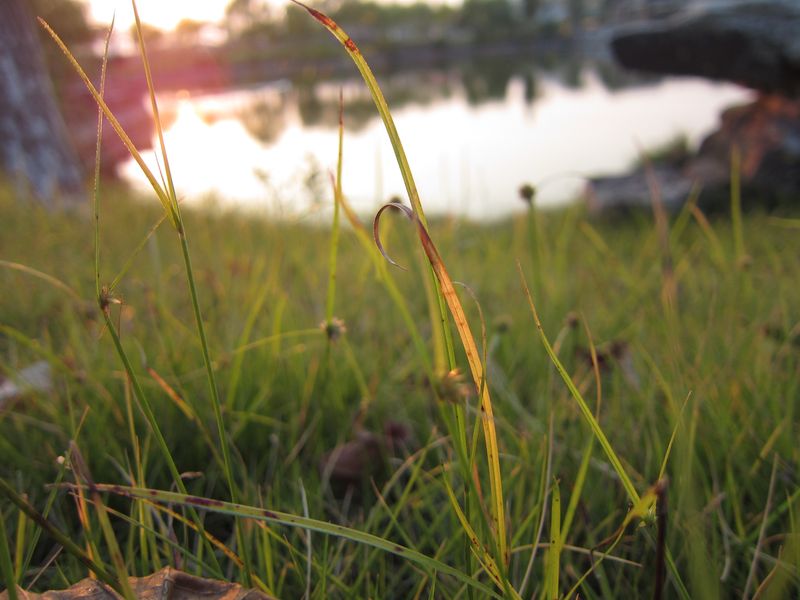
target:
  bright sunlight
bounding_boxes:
[85,0,231,31]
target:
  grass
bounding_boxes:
[1,4,800,599]
[2,183,799,597]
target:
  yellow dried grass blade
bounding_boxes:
[442,479,511,595]
[296,0,506,564]
[375,203,508,565]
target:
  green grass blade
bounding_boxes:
[38,19,175,225]
[131,0,178,211]
[441,477,509,594]
[518,262,640,505]
[0,261,82,305]
[108,212,169,293]
[561,437,593,541]
[81,484,504,599]
[118,1,253,582]
[93,15,113,302]
[544,478,562,600]
[325,91,344,325]
[730,145,745,263]
[291,1,427,227]
[659,393,691,481]
[0,509,18,600]
[68,444,136,600]
[0,478,120,593]
[13,500,26,582]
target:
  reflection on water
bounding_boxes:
[121,61,751,220]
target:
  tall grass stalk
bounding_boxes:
[518,262,639,504]
[0,507,18,600]
[292,3,509,573]
[325,90,344,327]
[730,145,745,264]
[41,7,248,580]
[127,3,253,581]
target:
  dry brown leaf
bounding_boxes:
[1,567,276,599]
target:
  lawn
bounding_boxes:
[1,4,799,598]
[1,178,798,598]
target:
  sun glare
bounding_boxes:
[86,0,231,32]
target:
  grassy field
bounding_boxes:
[1,178,799,598]
[1,5,799,599]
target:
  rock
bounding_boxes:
[0,360,52,410]
[690,95,800,195]
[611,1,800,96]
[586,165,693,213]
[587,95,800,213]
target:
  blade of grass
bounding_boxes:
[93,16,113,301]
[78,15,223,574]
[517,261,639,505]
[131,0,178,213]
[38,20,175,225]
[658,392,691,481]
[291,2,426,226]
[68,443,136,600]
[12,499,26,583]
[129,0,252,581]
[743,454,780,599]
[73,483,504,599]
[562,437,594,541]
[0,478,120,593]
[0,261,82,305]
[519,415,553,596]
[108,211,169,293]
[375,202,508,565]
[441,477,512,596]
[730,145,745,264]
[544,477,562,600]
[325,90,344,326]
[0,509,18,600]
[290,0,455,368]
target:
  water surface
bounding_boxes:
[121,64,751,220]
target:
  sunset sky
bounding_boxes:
[85,0,235,31]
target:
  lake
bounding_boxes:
[120,59,751,220]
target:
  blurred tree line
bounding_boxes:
[225,0,597,51]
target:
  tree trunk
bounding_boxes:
[0,0,85,206]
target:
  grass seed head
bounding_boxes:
[518,183,536,205]
[321,316,347,342]
[436,368,472,405]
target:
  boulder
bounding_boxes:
[587,95,800,213]
[586,165,693,213]
[611,1,800,96]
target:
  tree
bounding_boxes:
[225,0,273,36]
[132,22,165,47]
[0,0,85,206]
[176,19,205,45]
